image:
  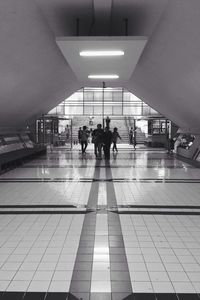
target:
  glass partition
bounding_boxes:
[48,87,162,118]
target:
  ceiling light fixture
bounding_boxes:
[80,50,124,57]
[88,75,119,79]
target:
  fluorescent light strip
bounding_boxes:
[80,51,124,57]
[88,75,119,79]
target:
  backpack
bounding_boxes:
[80,130,89,142]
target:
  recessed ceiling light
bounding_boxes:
[88,75,119,79]
[80,51,124,57]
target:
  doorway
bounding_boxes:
[36,116,73,149]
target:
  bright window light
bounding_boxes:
[80,50,124,57]
[88,74,119,79]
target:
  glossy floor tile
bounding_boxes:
[1,146,200,298]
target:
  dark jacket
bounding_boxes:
[92,129,104,144]
[103,130,112,145]
[112,131,121,142]
[78,129,82,140]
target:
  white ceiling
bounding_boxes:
[56,36,147,84]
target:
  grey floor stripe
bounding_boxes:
[106,162,133,300]
[21,164,192,169]
[69,165,100,300]
[117,205,200,209]
[117,210,200,216]
[2,178,200,183]
[0,210,90,215]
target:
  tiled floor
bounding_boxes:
[0,214,84,292]
[114,182,200,206]
[0,182,91,206]
[1,145,200,299]
[121,214,200,293]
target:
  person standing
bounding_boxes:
[65,125,70,141]
[105,116,111,129]
[103,127,113,159]
[80,126,89,154]
[112,127,121,152]
[167,138,175,154]
[78,127,82,144]
[133,129,137,150]
[92,124,104,158]
[129,127,133,144]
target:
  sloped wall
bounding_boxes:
[126,0,200,132]
[0,0,79,129]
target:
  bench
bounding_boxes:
[0,134,46,171]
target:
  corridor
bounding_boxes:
[0,147,200,300]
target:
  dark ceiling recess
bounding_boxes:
[76,18,80,36]
[124,18,128,36]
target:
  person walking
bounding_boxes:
[112,127,121,152]
[80,126,89,154]
[92,124,104,158]
[103,127,113,159]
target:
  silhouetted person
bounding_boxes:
[112,127,121,152]
[133,129,137,150]
[78,127,82,144]
[103,127,112,159]
[92,124,104,158]
[105,116,111,129]
[65,125,70,140]
[129,127,133,144]
[168,138,175,154]
[80,126,89,154]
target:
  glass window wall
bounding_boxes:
[48,87,161,118]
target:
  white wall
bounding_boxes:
[0,0,79,128]
[125,0,200,133]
